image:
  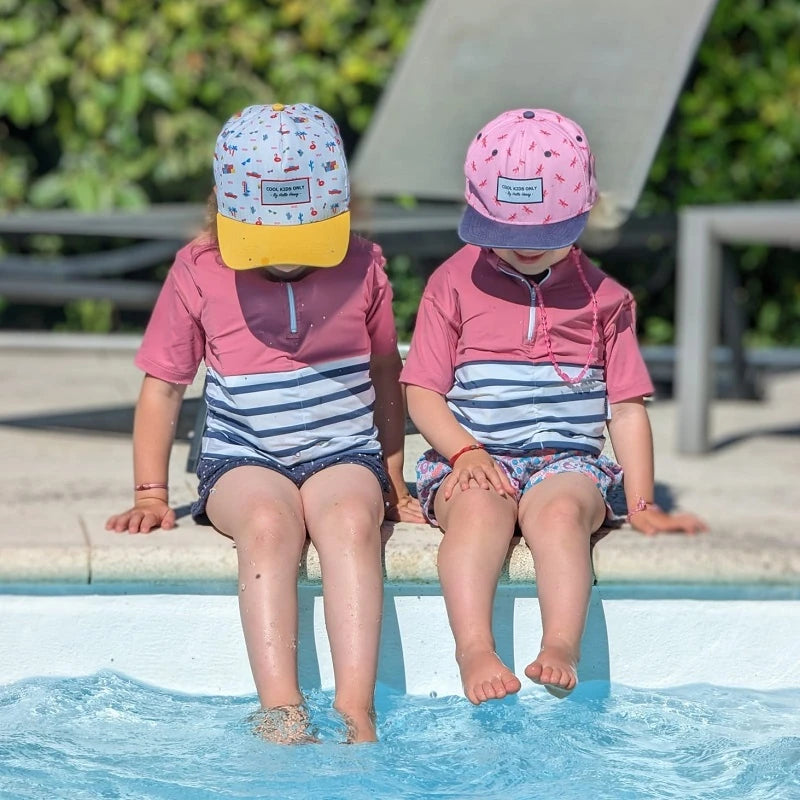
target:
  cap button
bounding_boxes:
[271,103,285,111]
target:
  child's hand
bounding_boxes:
[442,450,516,501]
[629,507,708,536]
[384,491,426,524]
[105,498,177,534]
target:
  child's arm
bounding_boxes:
[607,398,707,535]
[370,350,425,523]
[406,384,515,500]
[105,374,187,534]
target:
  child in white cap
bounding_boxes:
[401,108,706,704]
[107,103,423,742]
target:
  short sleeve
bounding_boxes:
[365,246,399,356]
[604,296,654,403]
[400,272,460,395]
[134,254,205,384]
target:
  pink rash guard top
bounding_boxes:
[400,246,654,456]
[136,233,398,466]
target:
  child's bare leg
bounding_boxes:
[206,467,307,715]
[301,464,384,743]
[434,484,522,705]
[518,473,605,695]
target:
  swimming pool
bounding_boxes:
[1,584,799,799]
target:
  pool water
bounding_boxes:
[1,673,798,800]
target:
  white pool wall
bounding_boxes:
[3,587,799,696]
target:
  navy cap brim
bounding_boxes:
[458,205,590,251]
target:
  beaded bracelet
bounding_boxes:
[448,443,486,467]
[626,497,661,523]
[135,482,169,492]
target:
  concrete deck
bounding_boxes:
[1,333,798,586]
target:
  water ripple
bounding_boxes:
[0,675,797,799]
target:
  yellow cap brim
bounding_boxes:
[216,211,351,270]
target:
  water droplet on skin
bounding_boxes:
[240,583,246,592]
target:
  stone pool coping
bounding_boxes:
[1,334,799,586]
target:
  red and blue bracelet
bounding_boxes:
[448,443,486,467]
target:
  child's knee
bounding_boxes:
[322,498,383,545]
[522,493,591,532]
[436,483,516,527]
[237,503,304,549]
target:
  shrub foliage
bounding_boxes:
[0,0,798,342]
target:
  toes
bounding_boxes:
[526,656,577,690]
[543,667,577,698]
[471,683,487,704]
[466,676,513,705]
[526,661,543,682]
[490,675,508,699]
[458,651,521,705]
[550,667,565,687]
[543,668,577,695]
[481,680,498,700]
[544,667,571,690]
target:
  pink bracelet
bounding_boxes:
[626,497,661,523]
[135,482,169,492]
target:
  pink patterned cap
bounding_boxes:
[459,109,598,251]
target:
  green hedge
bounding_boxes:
[0,0,422,209]
[1,0,798,343]
[635,0,800,346]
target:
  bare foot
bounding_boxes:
[525,644,578,697]
[456,647,522,705]
[249,704,318,744]
[334,704,377,743]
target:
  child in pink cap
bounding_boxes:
[401,108,706,704]
[107,103,423,742]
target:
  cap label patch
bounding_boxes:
[496,176,543,204]
[260,178,311,205]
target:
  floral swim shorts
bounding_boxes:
[416,448,623,527]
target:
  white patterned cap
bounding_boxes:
[213,103,350,269]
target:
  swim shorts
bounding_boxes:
[192,451,389,523]
[416,448,622,527]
